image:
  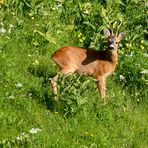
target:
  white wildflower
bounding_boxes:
[9,95,15,99]
[12,12,16,15]
[141,69,148,74]
[16,132,28,141]
[143,53,148,57]
[0,28,6,33]
[9,24,14,28]
[16,136,22,141]
[28,93,32,97]
[29,128,41,134]
[119,75,125,81]
[129,51,134,57]
[15,83,23,88]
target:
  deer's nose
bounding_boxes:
[109,44,114,49]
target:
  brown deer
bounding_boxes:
[51,28,125,103]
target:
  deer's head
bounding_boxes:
[103,28,125,51]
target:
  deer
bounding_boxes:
[51,26,125,104]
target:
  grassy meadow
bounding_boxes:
[0,0,148,147]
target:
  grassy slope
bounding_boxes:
[0,6,148,148]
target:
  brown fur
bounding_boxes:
[51,29,125,103]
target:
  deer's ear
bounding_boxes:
[118,32,125,40]
[103,29,111,37]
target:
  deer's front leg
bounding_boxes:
[97,76,106,103]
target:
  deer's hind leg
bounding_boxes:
[51,67,76,95]
[51,74,59,95]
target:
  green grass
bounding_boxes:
[0,0,148,147]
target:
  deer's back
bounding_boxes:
[52,46,87,67]
[52,46,116,77]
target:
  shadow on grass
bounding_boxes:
[27,64,59,112]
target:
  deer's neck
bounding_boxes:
[109,50,118,64]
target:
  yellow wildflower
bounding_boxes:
[84,131,94,137]
[141,40,144,44]
[126,43,132,48]
[140,45,144,50]
[33,59,39,65]
[0,0,4,4]
[28,54,32,57]
[28,13,33,16]
[78,33,82,38]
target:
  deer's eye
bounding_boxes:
[116,42,118,44]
